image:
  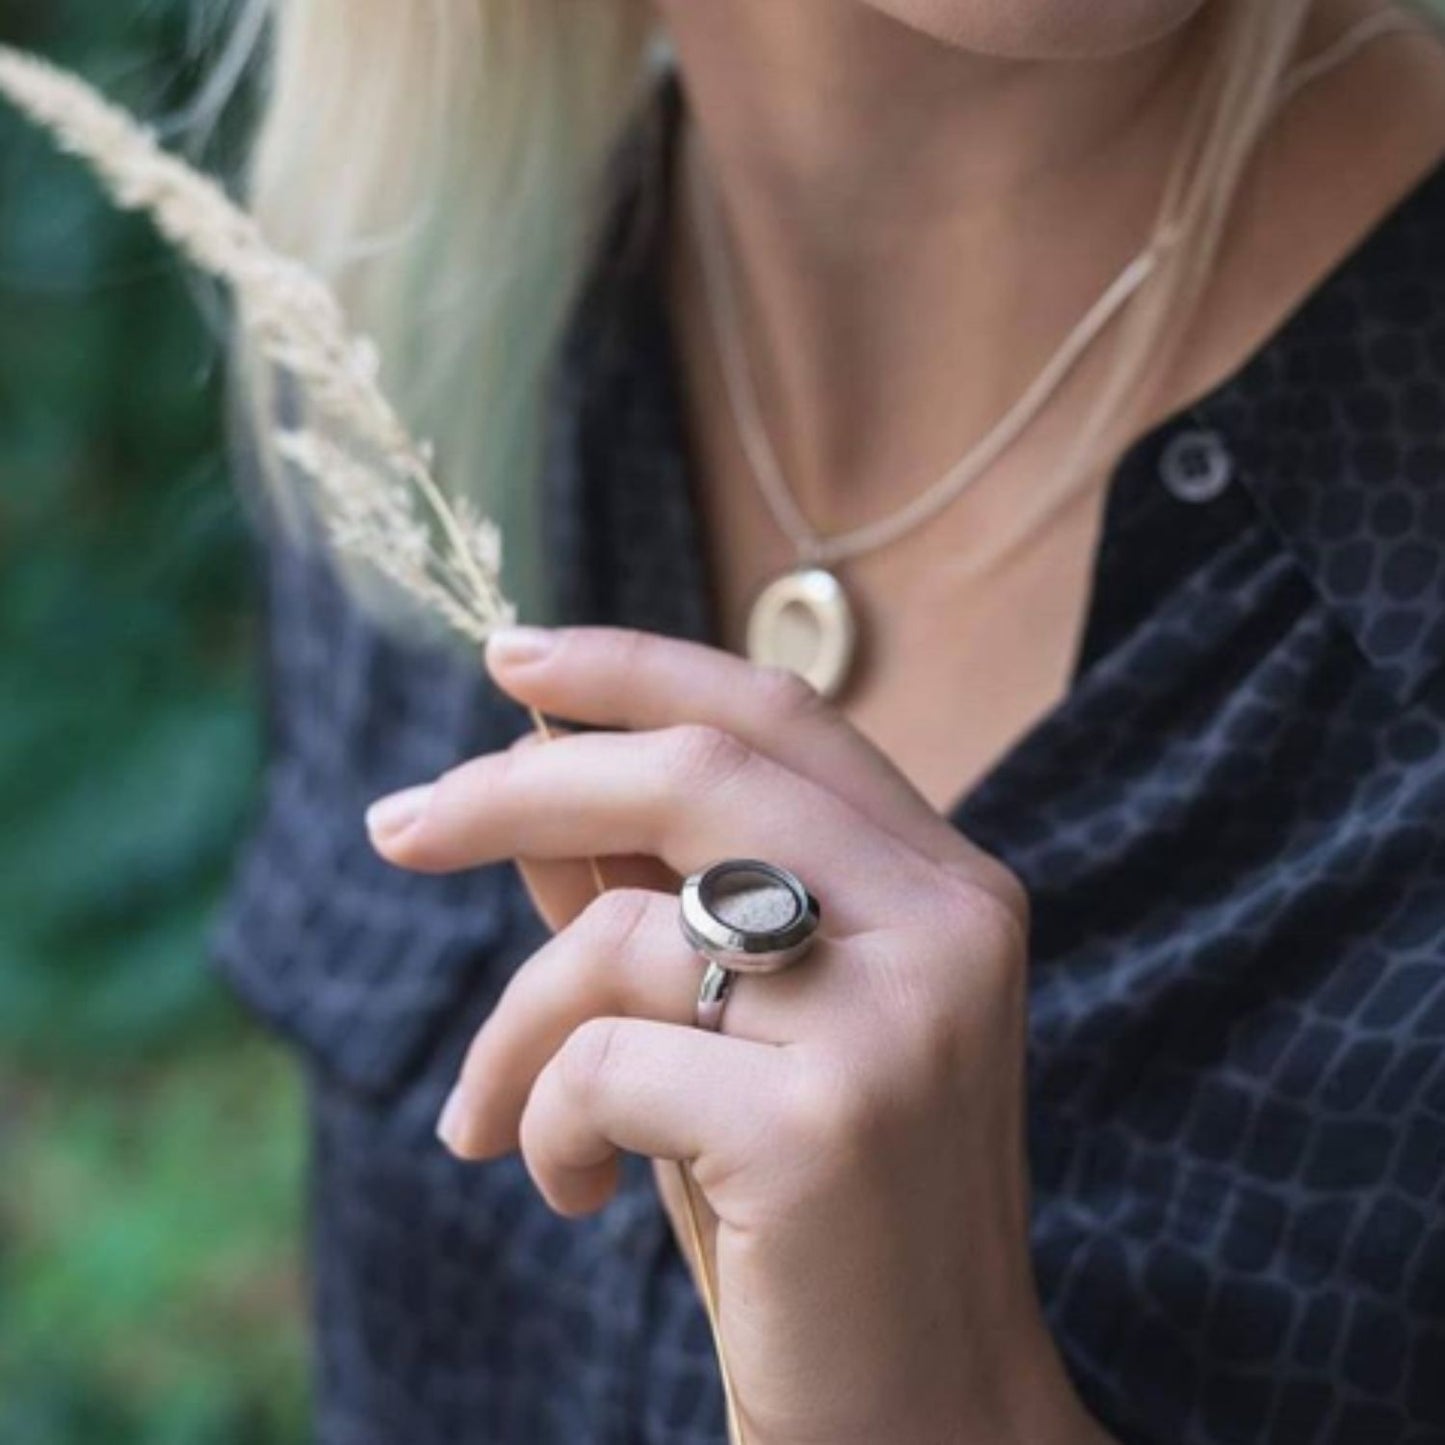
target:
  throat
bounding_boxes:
[716,485,1109,815]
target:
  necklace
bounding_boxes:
[684,9,1423,701]
[686,142,1162,699]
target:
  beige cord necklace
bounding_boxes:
[687,7,1423,703]
[686,137,1165,701]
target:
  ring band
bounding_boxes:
[681,859,821,1032]
[695,960,735,1033]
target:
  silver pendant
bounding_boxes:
[745,567,858,700]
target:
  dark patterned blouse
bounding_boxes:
[216,92,1445,1445]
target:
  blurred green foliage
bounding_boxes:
[0,4,306,1442]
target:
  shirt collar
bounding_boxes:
[1192,153,1445,703]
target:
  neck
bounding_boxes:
[658,0,1214,530]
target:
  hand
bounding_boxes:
[367,627,1110,1445]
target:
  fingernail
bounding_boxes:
[487,626,555,668]
[366,784,434,841]
[436,1085,467,1152]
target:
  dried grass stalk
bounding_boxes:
[0,44,748,1443]
[0,43,513,641]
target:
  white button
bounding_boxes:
[1160,427,1233,503]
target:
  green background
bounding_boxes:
[0,4,306,1443]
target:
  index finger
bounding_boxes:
[370,725,921,933]
[485,626,971,869]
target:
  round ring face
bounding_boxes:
[680,859,821,974]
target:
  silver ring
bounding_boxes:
[680,859,821,1031]
[695,960,735,1032]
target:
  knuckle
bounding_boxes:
[920,881,1032,1047]
[560,1017,625,1098]
[937,869,1030,962]
[662,724,752,792]
[776,1062,893,1157]
[581,887,656,955]
[437,746,510,807]
[771,1069,839,1155]
[982,860,1031,932]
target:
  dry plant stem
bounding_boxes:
[527,708,610,899]
[678,1161,747,1445]
[0,46,514,645]
[527,707,743,1438]
[0,42,741,1439]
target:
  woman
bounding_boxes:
[217,1,1445,1441]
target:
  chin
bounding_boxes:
[862,0,1216,58]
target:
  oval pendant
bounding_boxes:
[746,567,858,700]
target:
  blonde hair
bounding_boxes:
[233,0,1338,616]
[239,0,653,613]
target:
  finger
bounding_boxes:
[517,852,670,934]
[486,627,968,867]
[513,1017,791,1216]
[369,726,921,930]
[442,888,817,1160]
[504,733,670,931]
